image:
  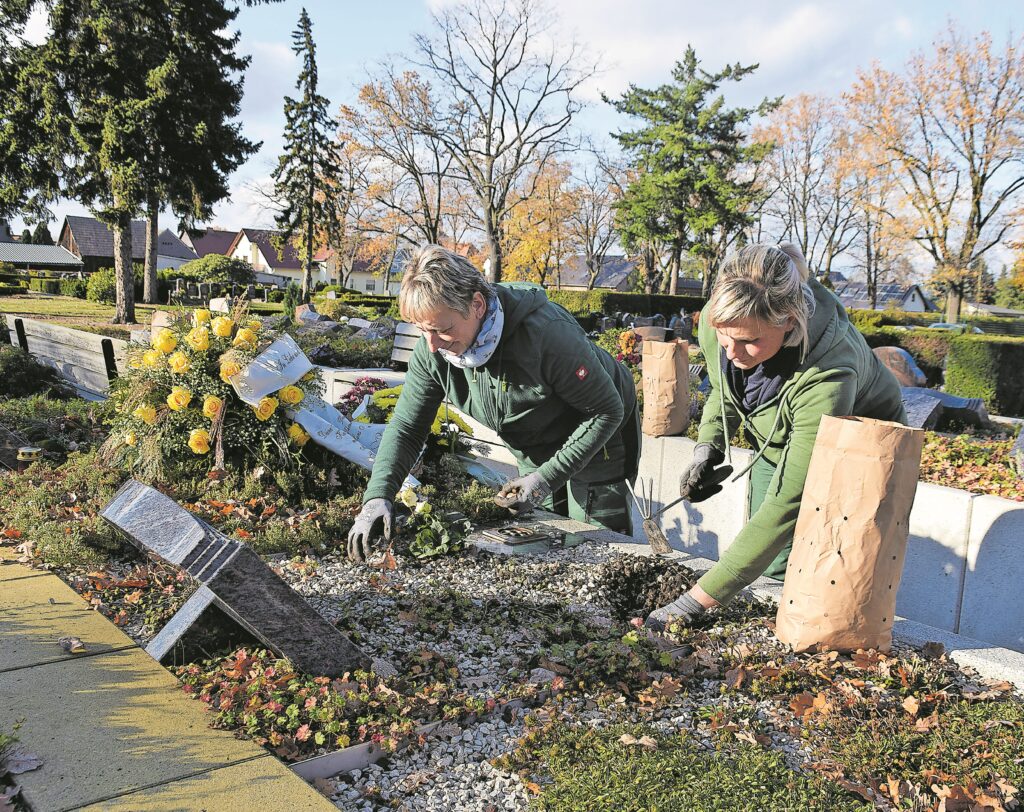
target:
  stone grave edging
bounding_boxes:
[631,434,1024,655]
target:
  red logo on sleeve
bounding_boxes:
[575,365,588,380]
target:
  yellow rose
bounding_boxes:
[253,396,278,422]
[232,327,258,350]
[168,351,191,374]
[166,386,193,411]
[219,359,242,383]
[128,354,143,370]
[142,349,164,368]
[202,395,224,420]
[188,428,211,455]
[124,431,138,447]
[193,309,211,325]
[185,327,210,352]
[287,422,310,446]
[211,316,234,338]
[278,385,304,405]
[301,371,315,382]
[247,318,262,331]
[132,404,157,426]
[152,327,177,354]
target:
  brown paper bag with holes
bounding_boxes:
[641,339,689,436]
[774,416,924,653]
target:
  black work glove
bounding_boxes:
[347,498,393,562]
[645,592,706,632]
[679,443,733,503]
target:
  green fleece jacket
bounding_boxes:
[696,277,906,603]
[363,284,638,503]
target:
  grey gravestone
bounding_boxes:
[246,284,256,300]
[186,283,199,299]
[175,278,186,294]
[651,313,666,327]
[902,391,945,430]
[1010,430,1024,477]
[198,282,211,301]
[874,347,927,387]
[101,480,370,676]
[262,287,270,303]
[901,387,991,429]
[599,316,617,333]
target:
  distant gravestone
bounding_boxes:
[186,283,199,299]
[325,290,337,299]
[902,387,991,429]
[101,480,371,676]
[150,310,176,332]
[599,316,617,333]
[874,346,927,387]
[174,278,186,294]
[246,283,256,300]
[903,392,944,430]
[1010,431,1024,477]
[261,287,270,303]
[295,303,331,323]
[198,282,211,301]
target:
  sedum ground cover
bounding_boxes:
[0,341,1023,809]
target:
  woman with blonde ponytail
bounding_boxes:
[647,242,906,631]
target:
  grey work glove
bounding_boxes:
[679,443,733,503]
[347,498,393,562]
[645,592,706,632]
[495,472,552,513]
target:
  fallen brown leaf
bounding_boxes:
[58,636,85,654]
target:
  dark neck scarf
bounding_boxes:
[724,345,801,414]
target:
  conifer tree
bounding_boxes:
[31,222,52,245]
[608,48,777,295]
[271,8,340,301]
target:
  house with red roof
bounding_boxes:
[226,228,332,288]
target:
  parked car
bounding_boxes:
[927,322,984,334]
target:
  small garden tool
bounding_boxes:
[626,477,677,555]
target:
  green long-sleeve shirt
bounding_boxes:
[363,284,638,503]
[696,278,906,603]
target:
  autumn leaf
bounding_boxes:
[902,696,921,717]
[295,724,311,742]
[789,692,815,718]
[1,528,22,539]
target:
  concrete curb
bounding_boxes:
[0,549,334,811]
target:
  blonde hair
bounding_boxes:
[398,244,492,321]
[706,242,816,358]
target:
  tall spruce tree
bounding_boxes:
[271,8,340,301]
[608,48,777,296]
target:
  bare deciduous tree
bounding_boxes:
[756,94,859,279]
[847,27,1024,320]
[407,0,596,282]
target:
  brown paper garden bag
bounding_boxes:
[641,339,690,437]
[775,415,924,653]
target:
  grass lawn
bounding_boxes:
[0,294,283,339]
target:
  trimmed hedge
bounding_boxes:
[59,278,88,298]
[27,277,60,294]
[0,284,27,297]
[848,307,1024,337]
[945,335,1024,417]
[546,290,704,330]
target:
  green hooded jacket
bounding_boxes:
[695,277,906,603]
[363,284,638,503]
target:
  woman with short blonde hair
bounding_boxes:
[348,244,640,561]
[647,242,906,631]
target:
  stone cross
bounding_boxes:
[101,480,371,676]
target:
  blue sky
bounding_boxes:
[14,0,1024,249]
